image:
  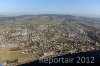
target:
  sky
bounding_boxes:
[0,0,100,17]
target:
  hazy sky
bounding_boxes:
[0,0,100,17]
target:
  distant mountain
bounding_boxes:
[0,14,100,24]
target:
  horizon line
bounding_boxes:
[0,13,100,18]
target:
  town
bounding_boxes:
[0,18,100,65]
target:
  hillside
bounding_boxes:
[0,14,100,65]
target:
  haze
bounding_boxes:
[0,0,100,17]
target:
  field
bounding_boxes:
[0,47,36,65]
